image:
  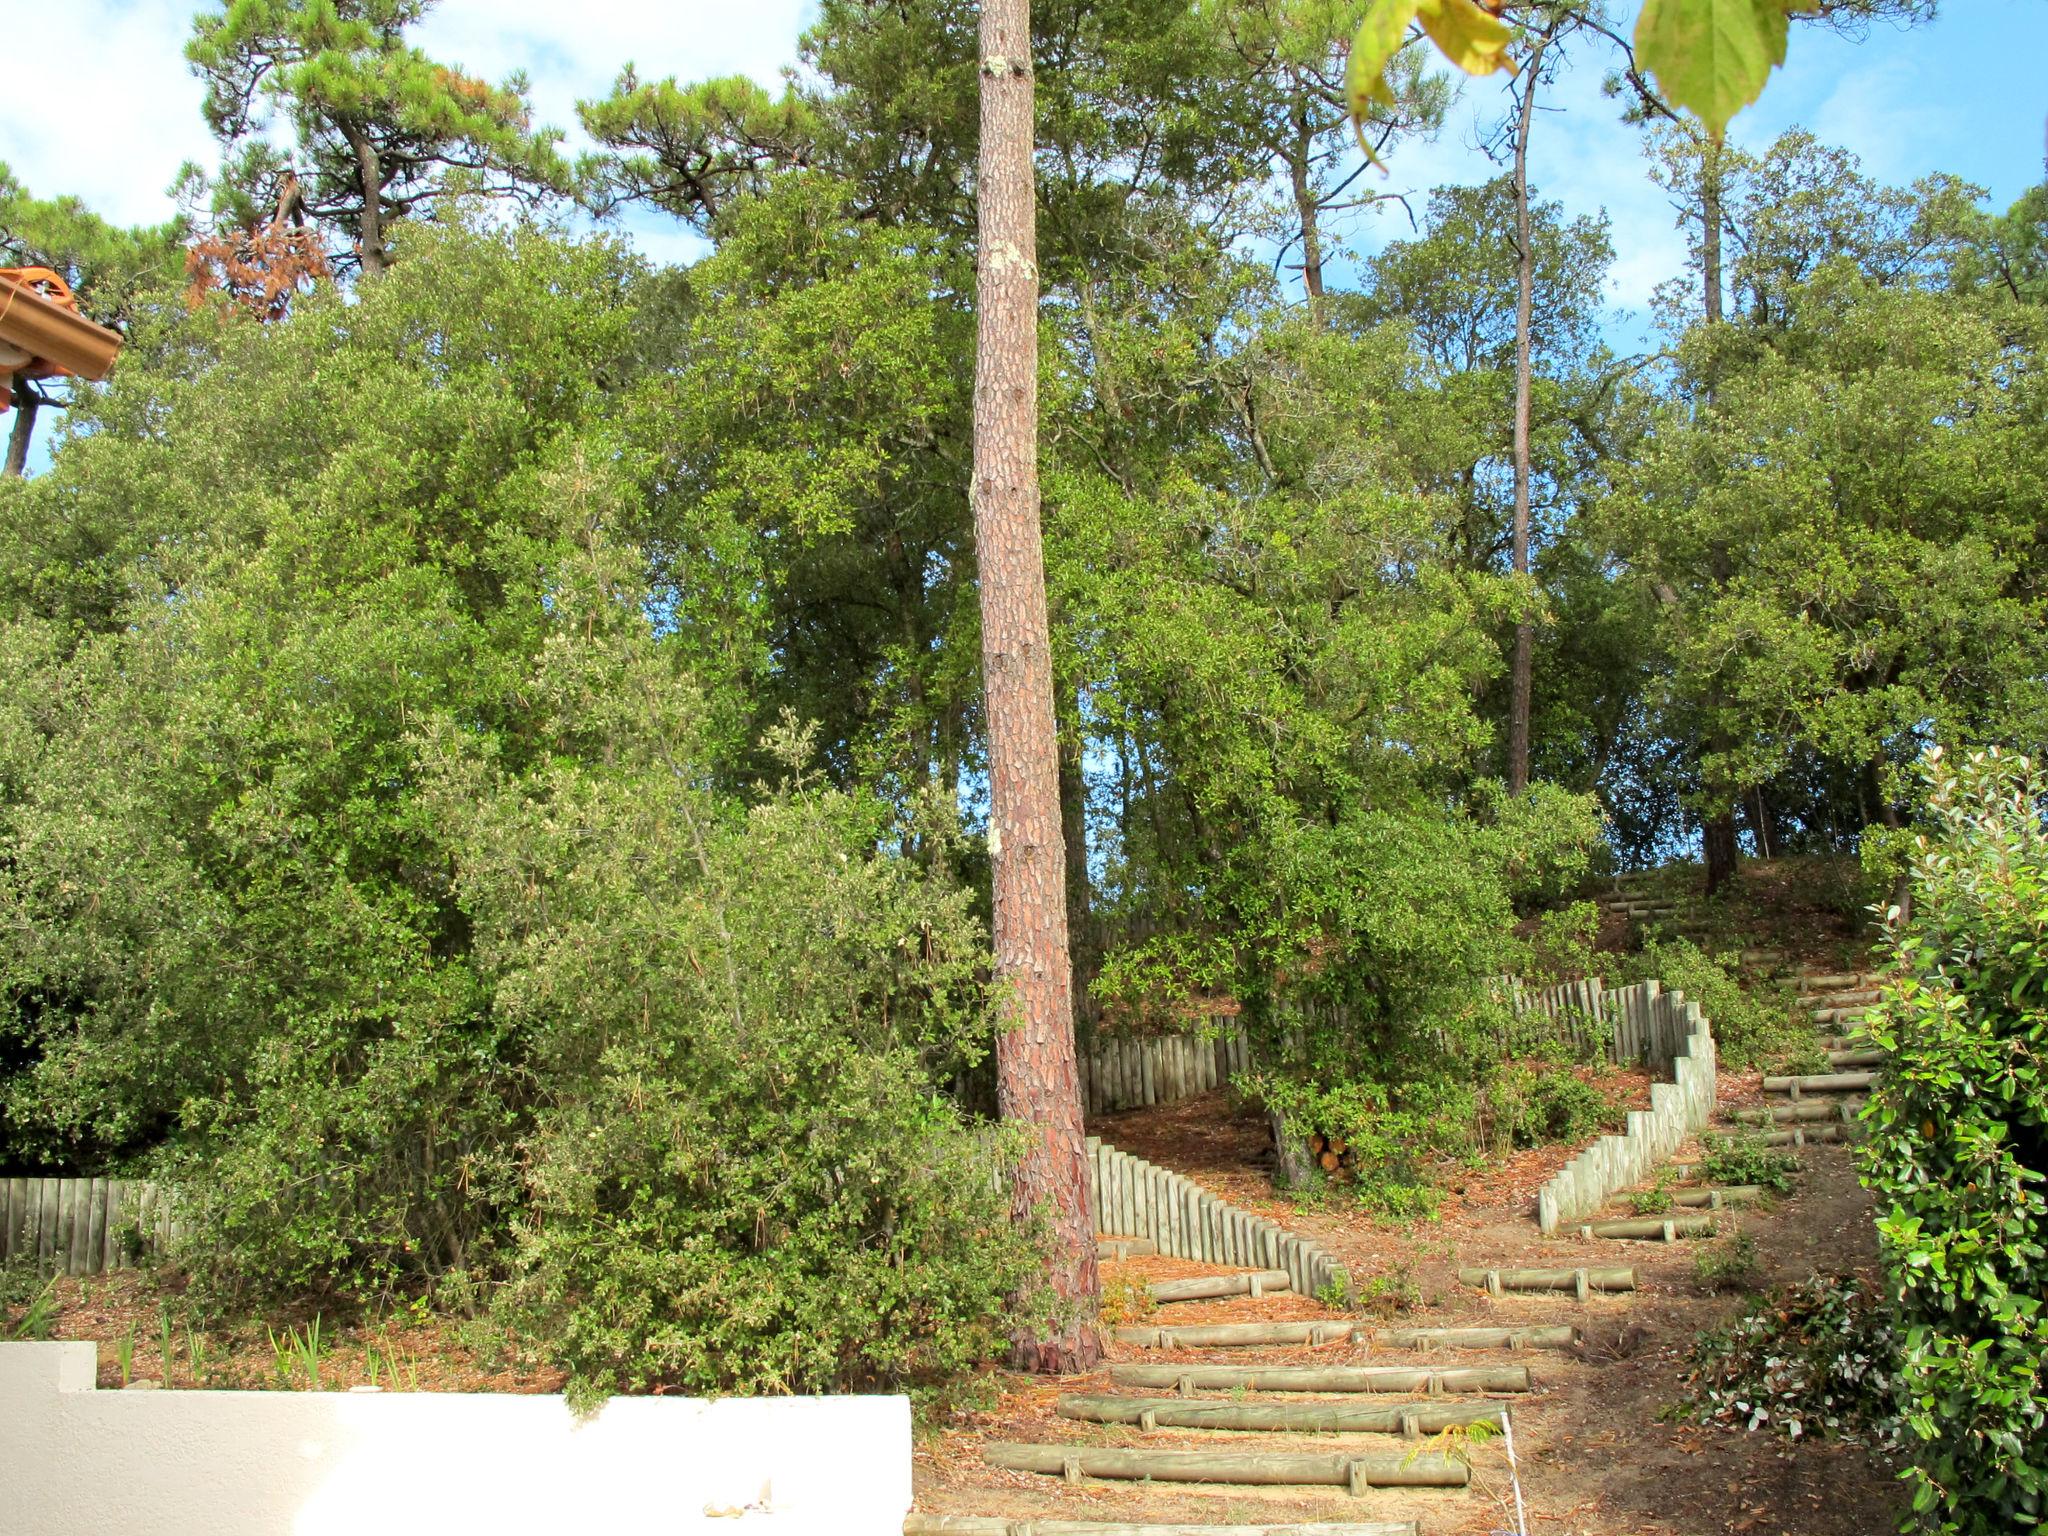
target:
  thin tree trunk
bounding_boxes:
[3,378,37,478]
[346,125,388,277]
[1700,131,1725,326]
[1058,702,1094,1030]
[1288,111,1325,311]
[1505,33,1551,798]
[973,0,1101,1375]
[1698,128,1738,897]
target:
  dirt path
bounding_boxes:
[913,1091,1904,1536]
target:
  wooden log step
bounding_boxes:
[1761,1123,1861,1147]
[1459,1265,1635,1298]
[1114,1321,1354,1349]
[1372,1324,1577,1352]
[1149,1269,1293,1303]
[1109,1363,1531,1395]
[1575,1215,1716,1241]
[1796,973,1873,993]
[1732,1098,1866,1125]
[1097,1236,1157,1261]
[982,1443,1469,1491]
[904,1516,1423,1536]
[1763,1071,1875,1097]
[1057,1394,1506,1436]
[1827,1048,1883,1069]
[1668,1186,1762,1209]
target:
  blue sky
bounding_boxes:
[2,0,2042,463]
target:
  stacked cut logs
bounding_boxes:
[1306,1131,1357,1178]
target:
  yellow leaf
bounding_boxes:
[1346,0,1426,166]
[1416,0,1520,79]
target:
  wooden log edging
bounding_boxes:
[1113,1320,1354,1350]
[983,1443,1470,1491]
[1574,1215,1716,1242]
[1373,1324,1577,1352]
[1109,1363,1531,1395]
[904,1518,1424,1536]
[1057,1394,1507,1436]
[1083,1024,1250,1116]
[1459,1265,1635,1299]
[0,1175,177,1276]
[1089,1139,1346,1301]
[1534,981,1718,1235]
[1147,1269,1291,1303]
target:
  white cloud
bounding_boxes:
[0,0,214,226]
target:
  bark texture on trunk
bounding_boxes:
[1505,43,1546,798]
[1698,130,1736,898]
[1703,809,1739,895]
[3,377,37,478]
[973,0,1101,1374]
[348,125,388,277]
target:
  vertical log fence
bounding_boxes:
[1088,1136,1346,1302]
[0,1176,177,1277]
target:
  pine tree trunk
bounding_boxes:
[1700,131,1725,327]
[3,378,37,478]
[973,0,1101,1375]
[1698,130,1735,897]
[347,125,389,277]
[1059,705,1095,1029]
[1505,48,1543,799]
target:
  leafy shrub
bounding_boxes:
[1629,1175,1675,1215]
[1691,1231,1760,1293]
[1861,747,2048,1533]
[1355,1180,1442,1222]
[1527,901,1600,984]
[442,670,1046,1406]
[1620,938,1800,1070]
[1695,1132,1800,1195]
[1488,1062,1621,1150]
[1350,1264,1420,1317]
[1681,1273,1900,1443]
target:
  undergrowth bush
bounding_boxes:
[1695,1132,1801,1194]
[1680,1273,1900,1444]
[1620,938,1798,1070]
[1490,1062,1621,1149]
[1862,747,2048,1533]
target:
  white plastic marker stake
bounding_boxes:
[1503,1403,1530,1536]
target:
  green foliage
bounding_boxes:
[1528,901,1600,985]
[1620,939,1797,1070]
[1690,1230,1760,1293]
[1862,746,2048,1533]
[184,0,571,269]
[0,1267,57,1341]
[1681,1273,1899,1442]
[1488,1062,1621,1150]
[1630,1174,1676,1216]
[1696,1132,1800,1194]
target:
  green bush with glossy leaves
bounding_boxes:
[1862,746,2048,1534]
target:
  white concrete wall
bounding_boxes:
[0,1342,911,1536]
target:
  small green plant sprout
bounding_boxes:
[115,1326,135,1387]
[1697,1133,1799,1194]
[184,1326,209,1388]
[267,1324,295,1388]
[3,1279,58,1342]
[286,1315,326,1390]
[159,1310,175,1387]
[1694,1232,1761,1294]
[1629,1173,1676,1216]
[78,1280,91,1307]
[1315,1274,1354,1311]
